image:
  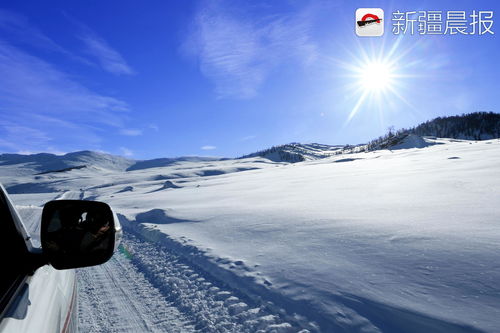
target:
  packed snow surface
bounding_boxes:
[4,137,500,332]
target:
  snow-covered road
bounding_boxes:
[77,232,312,333]
[77,243,195,333]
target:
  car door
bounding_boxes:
[0,186,33,319]
[0,186,77,333]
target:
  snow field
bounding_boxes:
[5,138,500,332]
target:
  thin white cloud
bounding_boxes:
[0,40,130,152]
[63,11,134,75]
[148,124,160,132]
[0,120,53,152]
[0,11,134,153]
[241,135,256,141]
[120,128,143,136]
[0,9,63,53]
[0,9,93,66]
[183,2,318,99]
[0,120,69,155]
[16,149,67,156]
[80,33,134,75]
[0,40,129,120]
[201,145,216,150]
[120,147,134,157]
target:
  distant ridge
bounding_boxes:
[243,112,500,162]
[0,151,224,176]
[0,150,134,175]
[407,112,500,140]
[367,112,500,151]
[239,143,345,163]
[1,112,498,170]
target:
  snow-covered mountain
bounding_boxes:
[240,143,347,162]
[367,112,500,151]
[241,113,500,162]
[0,151,225,176]
[408,111,500,140]
[0,135,435,177]
[239,135,440,162]
[0,150,135,177]
[3,112,498,171]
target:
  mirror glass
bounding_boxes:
[41,200,116,269]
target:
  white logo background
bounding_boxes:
[356,8,385,37]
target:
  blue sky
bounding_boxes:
[0,0,498,159]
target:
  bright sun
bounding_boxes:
[359,61,394,93]
[335,43,413,125]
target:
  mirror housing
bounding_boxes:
[41,200,122,270]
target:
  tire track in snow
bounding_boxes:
[78,231,312,332]
[77,251,195,333]
[120,232,312,333]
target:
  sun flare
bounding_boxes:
[359,61,394,93]
[336,40,416,125]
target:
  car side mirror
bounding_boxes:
[41,200,122,270]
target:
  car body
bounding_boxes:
[0,266,77,333]
[0,184,121,333]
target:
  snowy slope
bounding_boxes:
[4,138,500,332]
[240,143,346,162]
[0,150,134,177]
[127,156,223,171]
[0,151,224,177]
[384,134,434,150]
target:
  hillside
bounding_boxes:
[408,112,500,140]
[127,156,223,171]
[240,143,346,163]
[367,112,500,151]
[0,151,224,177]
[242,113,500,161]
[0,150,135,177]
